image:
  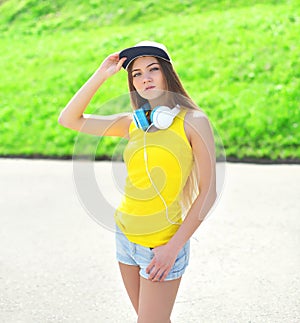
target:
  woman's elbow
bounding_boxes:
[58,111,72,128]
[58,114,65,126]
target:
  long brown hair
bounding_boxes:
[127,56,201,217]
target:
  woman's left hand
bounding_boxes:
[146,244,178,282]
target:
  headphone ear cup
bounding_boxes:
[133,108,150,130]
[151,106,174,129]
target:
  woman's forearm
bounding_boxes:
[58,53,126,125]
[58,68,107,123]
[167,189,217,253]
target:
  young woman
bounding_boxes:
[58,41,217,323]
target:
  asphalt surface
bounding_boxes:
[0,159,299,323]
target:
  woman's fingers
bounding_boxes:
[146,258,155,275]
[149,266,170,282]
[116,56,127,70]
[146,245,178,281]
[147,261,171,281]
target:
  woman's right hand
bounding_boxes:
[98,52,127,79]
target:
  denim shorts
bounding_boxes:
[115,225,190,281]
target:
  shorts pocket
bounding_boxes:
[171,241,190,274]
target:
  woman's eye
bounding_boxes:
[132,67,159,77]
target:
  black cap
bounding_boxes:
[119,41,172,70]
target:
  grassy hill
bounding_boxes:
[0,0,299,161]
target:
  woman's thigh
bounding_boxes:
[137,276,181,323]
[118,262,140,314]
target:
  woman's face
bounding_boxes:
[131,56,167,101]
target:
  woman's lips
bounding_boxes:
[145,86,156,91]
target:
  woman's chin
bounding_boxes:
[138,89,166,101]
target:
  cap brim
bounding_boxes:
[119,46,171,70]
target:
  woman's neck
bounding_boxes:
[148,97,170,110]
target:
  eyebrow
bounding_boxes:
[131,62,159,73]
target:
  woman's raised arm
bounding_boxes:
[58,53,131,137]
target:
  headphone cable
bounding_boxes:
[144,125,181,226]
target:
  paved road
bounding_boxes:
[0,159,299,323]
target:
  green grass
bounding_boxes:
[0,0,299,161]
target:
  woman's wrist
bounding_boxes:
[92,67,109,84]
[166,237,183,255]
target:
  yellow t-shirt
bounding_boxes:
[114,109,193,247]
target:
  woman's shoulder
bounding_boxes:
[183,108,213,143]
[184,108,210,128]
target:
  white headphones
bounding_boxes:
[133,104,181,131]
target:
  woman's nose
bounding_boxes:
[142,72,152,83]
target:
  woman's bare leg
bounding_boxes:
[137,277,181,323]
[118,262,140,314]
